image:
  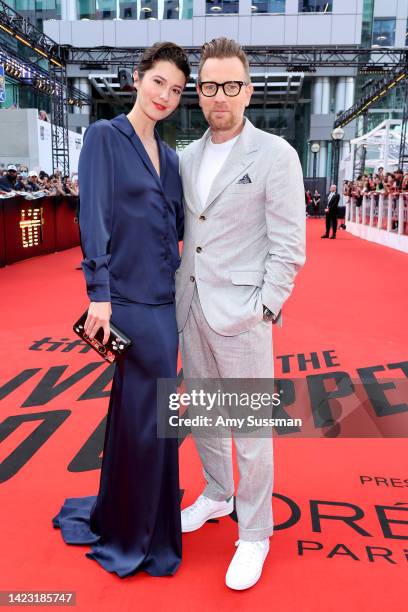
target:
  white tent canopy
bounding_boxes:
[339,119,402,182]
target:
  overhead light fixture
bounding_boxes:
[15,34,32,47]
[34,47,48,59]
[0,23,14,35]
[141,6,152,12]
[211,6,222,12]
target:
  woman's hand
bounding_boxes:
[84,302,112,344]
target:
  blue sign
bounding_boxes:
[0,65,5,103]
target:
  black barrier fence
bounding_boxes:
[0,196,80,267]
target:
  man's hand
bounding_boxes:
[325,207,329,213]
[84,302,112,344]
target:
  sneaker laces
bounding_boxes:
[233,540,266,566]
[183,495,211,516]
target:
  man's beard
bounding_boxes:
[207,110,235,131]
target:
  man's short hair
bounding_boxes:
[198,37,250,81]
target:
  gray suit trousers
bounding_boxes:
[180,287,274,542]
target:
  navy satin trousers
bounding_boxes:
[53,299,182,577]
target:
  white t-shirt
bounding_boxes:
[197,134,240,210]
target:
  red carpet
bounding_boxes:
[0,220,407,611]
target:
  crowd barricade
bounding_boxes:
[0,195,80,267]
[345,193,408,253]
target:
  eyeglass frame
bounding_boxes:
[198,80,250,97]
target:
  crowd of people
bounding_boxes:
[304,167,408,218]
[343,168,408,203]
[0,164,79,199]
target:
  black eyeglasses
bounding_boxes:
[198,81,249,97]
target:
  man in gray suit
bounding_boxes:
[177,38,306,590]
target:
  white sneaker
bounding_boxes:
[225,539,270,590]
[181,494,234,533]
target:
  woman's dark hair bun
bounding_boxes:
[138,42,190,81]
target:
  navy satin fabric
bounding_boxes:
[53,300,181,577]
[78,113,184,303]
[54,114,183,578]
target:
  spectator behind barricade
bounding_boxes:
[352,177,363,207]
[48,175,66,197]
[362,178,371,195]
[39,110,49,122]
[64,176,78,196]
[38,172,52,194]
[0,164,26,192]
[26,171,40,192]
[343,180,351,201]
[71,174,79,195]
[19,165,28,180]
[394,169,404,191]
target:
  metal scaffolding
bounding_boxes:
[64,46,408,69]
[334,64,408,129]
[0,0,61,62]
[399,79,408,172]
[0,0,91,174]
[49,62,70,176]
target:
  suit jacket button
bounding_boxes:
[196,246,202,253]
[199,215,206,221]
[190,275,195,282]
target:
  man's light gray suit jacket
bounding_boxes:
[176,117,306,336]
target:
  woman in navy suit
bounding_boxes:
[53,43,190,578]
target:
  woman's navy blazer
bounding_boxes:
[78,113,184,303]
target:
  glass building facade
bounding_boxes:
[372,17,396,47]
[206,1,239,15]
[298,1,332,12]
[251,1,285,14]
[361,0,374,47]
[74,0,194,20]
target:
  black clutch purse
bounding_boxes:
[73,310,132,363]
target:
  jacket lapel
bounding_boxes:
[202,118,258,213]
[111,113,163,191]
[156,133,168,184]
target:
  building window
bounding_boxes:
[77,0,97,20]
[98,0,116,19]
[361,0,374,48]
[163,0,193,19]
[298,1,332,12]
[372,18,396,47]
[206,0,239,15]
[139,0,158,20]
[120,2,135,19]
[251,1,285,14]
[405,18,408,46]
